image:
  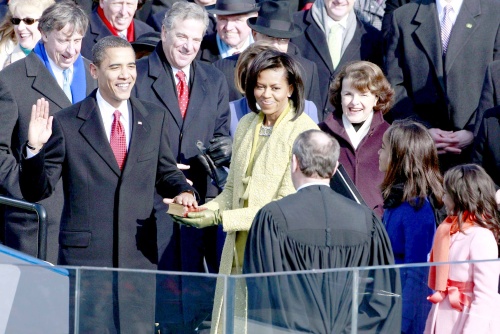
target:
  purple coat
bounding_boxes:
[319,111,389,217]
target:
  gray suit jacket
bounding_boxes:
[385,0,500,131]
[0,52,96,262]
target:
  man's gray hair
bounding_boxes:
[292,130,340,179]
[92,36,133,67]
[38,0,88,36]
[162,2,209,34]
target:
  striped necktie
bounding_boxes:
[441,4,453,55]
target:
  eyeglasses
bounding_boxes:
[264,35,289,45]
[10,17,39,25]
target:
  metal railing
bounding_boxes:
[0,195,47,260]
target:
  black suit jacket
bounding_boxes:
[134,43,230,201]
[81,9,155,59]
[212,42,323,119]
[244,185,401,333]
[198,32,221,63]
[385,0,500,131]
[472,106,500,186]
[291,10,383,116]
[0,52,96,262]
[19,92,195,269]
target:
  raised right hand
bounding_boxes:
[28,98,53,152]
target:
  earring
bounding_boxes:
[287,94,291,98]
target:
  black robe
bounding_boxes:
[243,185,402,333]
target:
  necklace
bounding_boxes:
[259,125,273,137]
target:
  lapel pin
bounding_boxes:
[138,121,142,125]
[466,23,472,28]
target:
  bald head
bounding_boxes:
[292,130,340,180]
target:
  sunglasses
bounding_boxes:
[10,17,39,25]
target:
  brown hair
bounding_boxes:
[380,120,444,209]
[329,61,394,115]
[234,40,274,94]
[443,164,500,242]
[245,49,304,120]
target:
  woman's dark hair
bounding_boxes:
[234,40,274,94]
[443,164,500,242]
[245,49,305,121]
[329,61,394,116]
[381,120,444,209]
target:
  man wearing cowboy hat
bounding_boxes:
[198,0,259,63]
[213,0,323,120]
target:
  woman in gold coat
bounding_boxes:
[175,49,318,332]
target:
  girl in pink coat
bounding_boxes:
[424,164,500,333]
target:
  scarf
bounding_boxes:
[33,42,87,104]
[216,33,254,59]
[97,6,135,42]
[428,213,476,291]
[342,111,373,150]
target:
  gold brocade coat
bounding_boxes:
[204,108,318,333]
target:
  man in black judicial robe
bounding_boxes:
[243,130,401,333]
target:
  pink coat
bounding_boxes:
[424,226,500,333]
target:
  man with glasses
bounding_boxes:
[0,1,96,263]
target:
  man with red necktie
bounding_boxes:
[134,1,231,275]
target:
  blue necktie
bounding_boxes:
[63,69,72,103]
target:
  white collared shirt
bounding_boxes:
[46,51,73,91]
[171,66,191,88]
[437,0,463,26]
[296,181,330,192]
[96,89,131,149]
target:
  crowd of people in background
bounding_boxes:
[0,0,500,333]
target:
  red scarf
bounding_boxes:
[428,213,475,291]
[97,6,135,42]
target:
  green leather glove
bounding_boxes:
[173,209,222,229]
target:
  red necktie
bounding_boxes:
[110,110,127,170]
[176,70,189,118]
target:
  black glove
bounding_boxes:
[194,141,228,191]
[206,136,232,167]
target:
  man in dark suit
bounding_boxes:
[81,0,154,59]
[198,0,259,63]
[20,36,197,332]
[243,129,401,333]
[133,1,230,274]
[0,1,96,263]
[290,0,383,117]
[385,0,500,170]
[214,0,323,120]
